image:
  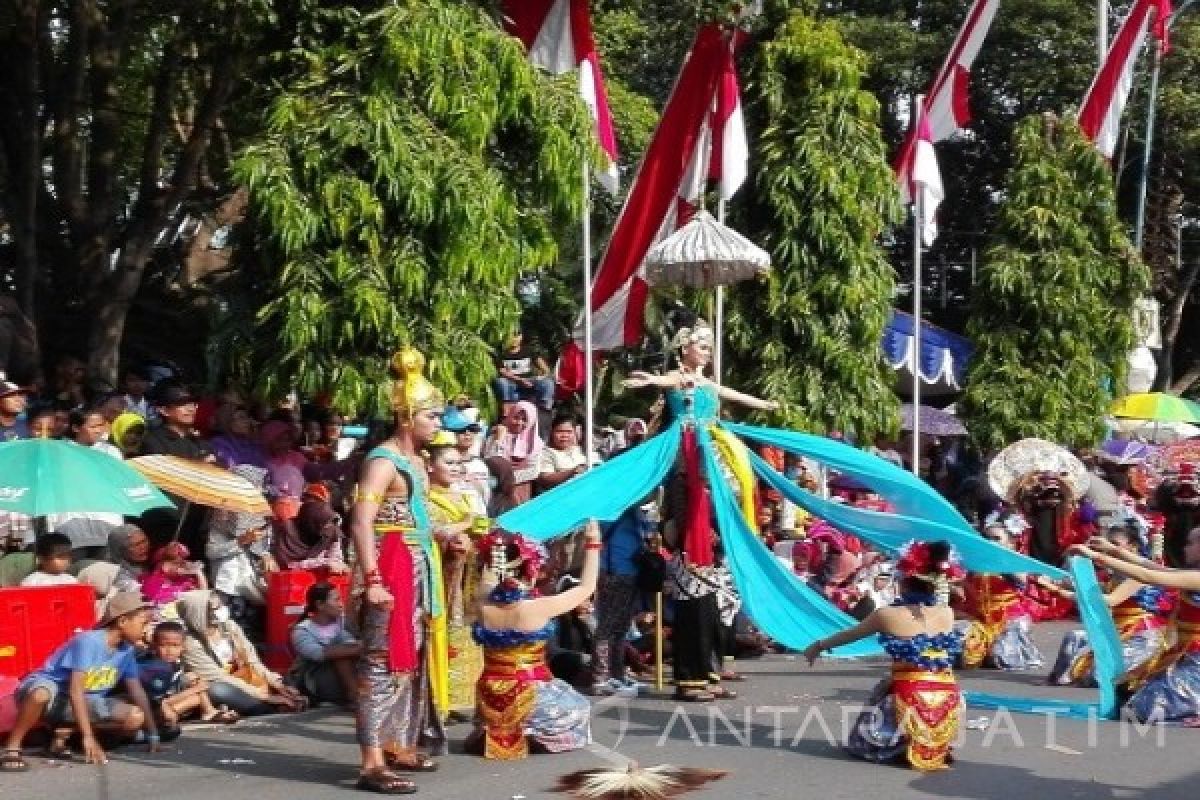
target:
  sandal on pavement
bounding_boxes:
[1,749,29,772]
[42,744,74,762]
[708,686,738,699]
[673,688,715,702]
[386,753,439,772]
[356,768,417,795]
[719,670,746,682]
[203,708,241,725]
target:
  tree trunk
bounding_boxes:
[86,242,153,388]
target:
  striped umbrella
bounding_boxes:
[1110,392,1200,424]
[644,210,771,288]
[129,455,270,514]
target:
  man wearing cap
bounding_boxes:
[139,380,211,460]
[443,405,489,515]
[0,373,31,441]
[2,592,162,771]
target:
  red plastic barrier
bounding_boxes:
[263,569,351,672]
[0,585,97,679]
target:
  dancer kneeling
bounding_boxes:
[957,524,1044,670]
[803,541,965,771]
[1070,528,1200,724]
[467,523,597,759]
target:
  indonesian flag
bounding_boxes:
[503,1,620,192]
[901,113,944,247]
[893,0,999,190]
[556,25,740,390]
[1079,0,1172,159]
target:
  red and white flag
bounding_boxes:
[902,113,944,247]
[893,0,999,191]
[556,25,742,389]
[1079,0,1172,159]
[503,0,620,192]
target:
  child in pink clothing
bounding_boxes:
[142,543,207,606]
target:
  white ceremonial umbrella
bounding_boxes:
[644,210,771,289]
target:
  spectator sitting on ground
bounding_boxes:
[2,592,161,771]
[76,562,137,619]
[106,524,153,586]
[139,381,210,460]
[547,574,597,690]
[138,621,238,729]
[110,411,146,457]
[20,533,78,587]
[536,412,593,493]
[491,329,555,414]
[289,583,361,707]
[142,543,207,607]
[177,589,307,716]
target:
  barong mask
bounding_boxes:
[390,347,444,424]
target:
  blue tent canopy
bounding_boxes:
[883,310,974,396]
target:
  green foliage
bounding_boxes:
[231,1,597,412]
[724,11,903,437]
[961,113,1150,450]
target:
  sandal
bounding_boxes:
[673,688,715,702]
[386,753,439,772]
[708,686,738,700]
[1,749,29,772]
[356,768,417,795]
[42,744,74,762]
[203,708,241,725]
[719,670,746,682]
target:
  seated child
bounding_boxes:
[19,533,79,587]
[142,543,207,607]
[138,622,238,727]
[1,592,161,772]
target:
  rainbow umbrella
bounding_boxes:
[1110,393,1200,424]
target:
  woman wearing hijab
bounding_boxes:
[106,524,153,586]
[483,401,542,514]
[271,484,347,571]
[110,412,146,458]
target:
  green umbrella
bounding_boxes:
[0,438,174,517]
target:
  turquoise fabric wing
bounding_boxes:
[748,449,1068,580]
[495,421,683,542]
[965,555,1121,719]
[724,421,975,535]
[696,426,882,658]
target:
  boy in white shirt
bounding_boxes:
[19,532,79,587]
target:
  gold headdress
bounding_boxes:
[390,348,444,420]
[672,319,714,354]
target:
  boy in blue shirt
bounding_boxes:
[1,592,161,771]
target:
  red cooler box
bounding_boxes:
[263,569,351,672]
[0,585,97,679]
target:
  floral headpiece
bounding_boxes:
[479,529,543,602]
[896,540,964,606]
[672,319,714,354]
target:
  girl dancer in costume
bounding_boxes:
[425,432,485,720]
[957,524,1044,671]
[1071,528,1200,724]
[468,524,598,759]
[803,541,965,771]
[350,349,448,796]
[625,320,775,701]
[1043,526,1173,688]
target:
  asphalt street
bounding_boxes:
[3,622,1196,800]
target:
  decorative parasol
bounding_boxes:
[987,438,1090,503]
[644,210,770,288]
[1112,417,1200,444]
[1144,440,1200,487]
[129,455,270,514]
[900,403,967,436]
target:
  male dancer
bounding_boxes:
[351,348,448,795]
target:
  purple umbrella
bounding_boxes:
[900,403,967,436]
[1100,438,1153,466]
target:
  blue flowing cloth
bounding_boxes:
[965,555,1123,719]
[497,386,1064,657]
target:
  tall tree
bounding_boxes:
[723,10,903,437]
[0,1,269,385]
[961,113,1149,449]
[230,1,597,412]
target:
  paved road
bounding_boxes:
[4,622,1196,799]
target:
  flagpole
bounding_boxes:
[582,157,595,468]
[911,96,924,478]
[1098,0,1109,66]
[715,198,726,385]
